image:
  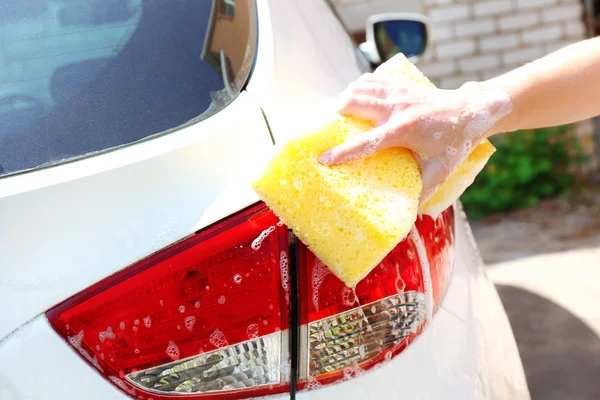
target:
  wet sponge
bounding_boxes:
[252,54,495,287]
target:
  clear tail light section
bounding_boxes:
[297,209,455,390]
[47,204,290,400]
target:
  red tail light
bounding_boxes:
[47,202,454,398]
[47,204,290,399]
[296,210,455,390]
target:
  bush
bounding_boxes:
[460,125,588,219]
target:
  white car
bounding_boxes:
[0,0,530,399]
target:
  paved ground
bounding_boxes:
[470,178,600,400]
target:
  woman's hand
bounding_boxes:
[318,74,512,204]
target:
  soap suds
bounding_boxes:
[252,226,276,250]
[409,227,433,324]
[68,330,104,372]
[166,340,180,360]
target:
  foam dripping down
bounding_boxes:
[408,226,433,324]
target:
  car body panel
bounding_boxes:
[247,0,369,144]
[0,91,272,341]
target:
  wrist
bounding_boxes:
[459,80,517,138]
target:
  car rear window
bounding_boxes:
[0,0,257,177]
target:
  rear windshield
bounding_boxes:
[0,0,257,177]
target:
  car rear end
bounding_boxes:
[0,0,529,399]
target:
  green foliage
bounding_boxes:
[461,125,589,219]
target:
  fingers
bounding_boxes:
[346,82,391,99]
[318,125,392,166]
[336,95,392,124]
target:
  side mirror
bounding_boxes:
[359,13,429,66]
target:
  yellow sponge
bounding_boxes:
[252,54,495,287]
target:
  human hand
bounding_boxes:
[318,74,512,204]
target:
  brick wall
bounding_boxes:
[420,0,586,89]
[332,0,586,88]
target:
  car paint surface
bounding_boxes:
[0,0,529,399]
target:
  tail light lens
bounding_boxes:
[47,204,290,399]
[296,210,455,389]
[47,202,454,398]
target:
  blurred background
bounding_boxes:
[330,0,600,399]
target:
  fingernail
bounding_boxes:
[318,151,332,165]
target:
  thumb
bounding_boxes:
[318,125,391,165]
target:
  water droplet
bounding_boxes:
[269,304,274,310]
[263,320,268,325]
[233,274,242,284]
[179,305,185,313]
[209,329,228,348]
[433,131,443,140]
[194,301,201,308]
[96,345,100,351]
[98,326,116,343]
[134,319,140,326]
[134,349,140,354]
[177,325,181,330]
[143,316,151,328]
[185,316,196,332]
[247,323,259,339]
[159,300,164,306]
[166,341,180,361]
[218,295,226,304]
[132,326,138,332]
[119,322,125,330]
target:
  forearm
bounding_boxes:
[480,36,600,135]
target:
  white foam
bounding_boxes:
[311,260,331,311]
[306,376,322,391]
[445,146,457,156]
[252,226,276,251]
[359,344,366,359]
[166,340,180,360]
[98,326,116,343]
[341,286,356,307]
[409,227,433,324]
[109,376,135,395]
[68,330,104,372]
[280,250,290,304]
[184,316,196,332]
[247,323,259,339]
[209,329,228,348]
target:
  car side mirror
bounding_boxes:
[359,13,429,66]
